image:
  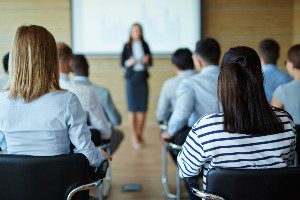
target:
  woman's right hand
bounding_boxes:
[101,149,112,161]
[127,57,137,67]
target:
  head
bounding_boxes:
[171,48,194,72]
[193,38,221,70]
[8,25,61,102]
[57,42,72,74]
[2,52,9,74]
[72,54,89,77]
[286,44,300,77]
[219,46,283,135]
[126,23,144,48]
[258,39,280,65]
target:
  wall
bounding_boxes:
[0,0,299,123]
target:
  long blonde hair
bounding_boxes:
[7,25,62,102]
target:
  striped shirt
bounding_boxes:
[177,109,296,190]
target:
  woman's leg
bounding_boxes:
[128,112,140,147]
[136,112,147,143]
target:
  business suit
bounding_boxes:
[121,40,153,112]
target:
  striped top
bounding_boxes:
[177,109,296,190]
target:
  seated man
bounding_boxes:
[258,39,292,102]
[71,54,124,154]
[162,38,221,144]
[57,43,112,143]
[156,48,195,123]
[0,53,9,89]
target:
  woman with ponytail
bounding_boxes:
[177,46,296,195]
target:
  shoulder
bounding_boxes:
[0,91,10,104]
[191,113,224,133]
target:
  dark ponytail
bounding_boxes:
[219,46,284,135]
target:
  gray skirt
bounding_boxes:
[125,71,148,112]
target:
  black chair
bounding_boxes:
[187,167,300,200]
[0,154,109,200]
[295,125,300,165]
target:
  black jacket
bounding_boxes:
[121,41,153,79]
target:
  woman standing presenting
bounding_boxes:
[121,23,152,149]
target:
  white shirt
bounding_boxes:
[0,75,8,90]
[156,70,196,122]
[125,41,145,71]
[60,73,111,139]
[0,91,104,167]
[168,65,220,135]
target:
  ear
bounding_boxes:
[192,55,201,69]
[68,58,73,72]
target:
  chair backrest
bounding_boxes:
[295,125,300,165]
[0,154,90,200]
[206,167,300,200]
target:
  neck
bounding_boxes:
[294,69,300,80]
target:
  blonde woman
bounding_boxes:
[0,25,110,167]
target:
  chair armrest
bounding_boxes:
[66,159,110,200]
[190,187,225,200]
[167,142,182,151]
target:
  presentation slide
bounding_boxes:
[72,0,201,55]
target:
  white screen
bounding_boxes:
[72,0,201,55]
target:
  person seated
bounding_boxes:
[0,53,9,90]
[161,38,221,145]
[0,25,110,167]
[271,44,300,160]
[71,54,124,154]
[56,43,112,143]
[258,39,292,102]
[156,48,195,123]
[178,46,296,199]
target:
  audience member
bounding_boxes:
[162,38,221,143]
[0,25,110,166]
[156,48,195,123]
[72,54,124,154]
[258,39,292,102]
[178,46,296,198]
[57,42,112,141]
[0,53,9,89]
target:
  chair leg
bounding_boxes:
[103,166,111,197]
[98,181,103,200]
[162,143,176,199]
[176,168,181,200]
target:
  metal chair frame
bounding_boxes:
[189,187,225,200]
[160,124,183,200]
[97,143,112,198]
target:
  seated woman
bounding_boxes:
[0,25,110,167]
[177,46,296,195]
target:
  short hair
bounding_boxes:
[287,44,300,70]
[56,42,72,65]
[258,39,280,64]
[2,52,9,73]
[171,48,194,70]
[195,38,221,65]
[72,55,89,76]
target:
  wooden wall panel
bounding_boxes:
[0,0,297,123]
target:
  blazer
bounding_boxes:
[121,41,153,79]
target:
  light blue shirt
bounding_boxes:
[0,75,8,90]
[72,76,122,127]
[156,70,196,122]
[273,80,300,124]
[262,64,292,102]
[0,91,104,167]
[168,65,220,135]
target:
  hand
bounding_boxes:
[127,57,136,67]
[143,54,150,65]
[161,130,172,141]
[101,149,112,161]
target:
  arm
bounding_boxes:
[102,90,122,127]
[66,94,105,167]
[156,82,171,122]
[143,42,153,66]
[167,81,194,136]
[271,86,285,109]
[0,131,7,153]
[121,45,135,68]
[88,90,112,140]
[177,128,208,178]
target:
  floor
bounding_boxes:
[90,125,189,200]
